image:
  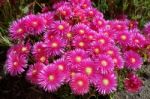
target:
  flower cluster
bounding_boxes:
[5,0,148,95]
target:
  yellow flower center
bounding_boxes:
[67,32,72,38]
[13,61,18,66]
[85,67,92,75]
[99,39,105,44]
[131,58,136,63]
[17,28,23,33]
[32,21,38,26]
[58,25,64,30]
[48,75,54,81]
[94,48,100,54]
[51,42,58,48]
[121,35,127,40]
[58,64,64,71]
[40,56,46,62]
[79,29,85,34]
[75,56,82,63]
[101,60,108,67]
[107,50,113,55]
[79,42,85,47]
[21,47,27,52]
[102,79,109,86]
[77,80,83,86]
[98,21,102,25]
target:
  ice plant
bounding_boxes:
[124,50,143,70]
[38,65,65,92]
[70,73,89,95]
[95,73,117,94]
[124,73,143,93]
[5,0,148,97]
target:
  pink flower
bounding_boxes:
[72,23,89,36]
[5,52,27,76]
[32,42,48,55]
[78,58,97,84]
[56,5,72,19]
[130,33,146,48]
[95,73,117,94]
[40,12,54,28]
[103,45,120,57]
[124,50,143,70]
[83,29,97,41]
[45,37,66,56]
[53,58,70,80]
[124,73,143,93]
[24,14,45,35]
[116,31,131,46]
[143,21,150,36]
[32,42,49,63]
[66,49,89,68]
[90,42,105,56]
[9,43,31,57]
[43,30,59,41]
[112,55,124,69]
[92,16,106,30]
[38,65,65,92]
[112,20,128,32]
[50,21,70,35]
[95,54,114,74]
[26,63,45,84]
[70,73,89,95]
[95,34,114,47]
[9,18,27,40]
[72,36,90,50]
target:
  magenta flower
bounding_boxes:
[72,23,89,36]
[95,34,114,47]
[112,20,128,32]
[70,73,89,95]
[5,52,27,76]
[26,63,45,84]
[90,42,105,56]
[9,18,27,40]
[95,54,114,74]
[56,5,72,19]
[84,29,97,41]
[24,14,45,35]
[53,58,70,80]
[32,42,48,55]
[9,43,31,57]
[32,42,49,63]
[92,16,106,30]
[66,49,89,67]
[38,65,65,92]
[130,33,146,48]
[45,37,66,56]
[40,12,54,28]
[112,55,124,69]
[103,45,120,57]
[124,73,143,93]
[143,21,150,35]
[72,36,90,50]
[78,58,97,84]
[124,50,143,70]
[43,30,59,41]
[95,73,117,94]
[116,31,131,46]
[50,21,70,35]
